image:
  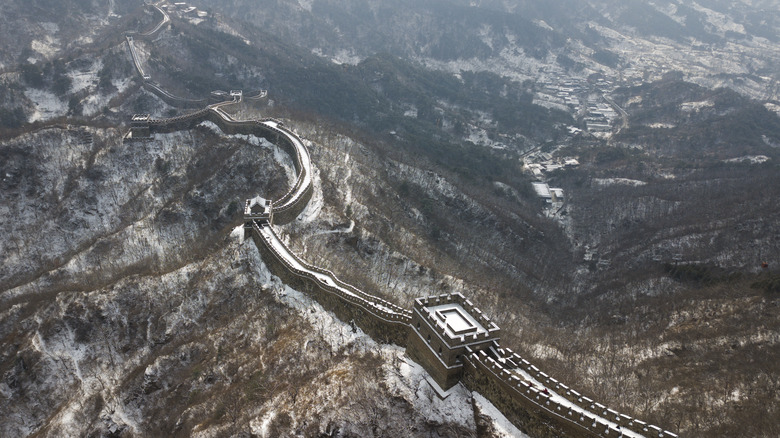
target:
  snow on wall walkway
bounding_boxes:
[467,347,678,438]
[254,221,411,324]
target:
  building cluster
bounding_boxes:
[163,2,208,18]
[539,79,587,108]
[583,97,618,133]
[523,151,578,209]
[534,78,587,112]
[524,153,579,179]
[534,74,627,135]
[532,182,565,204]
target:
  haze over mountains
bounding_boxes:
[0,0,778,437]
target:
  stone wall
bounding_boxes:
[462,353,593,438]
[147,109,210,133]
[405,328,463,389]
[251,226,411,346]
[143,110,313,225]
[462,348,677,438]
[143,81,208,108]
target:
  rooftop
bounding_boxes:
[533,182,552,198]
[427,303,488,339]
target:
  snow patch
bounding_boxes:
[112,77,132,94]
[230,225,245,243]
[466,126,508,150]
[24,89,67,122]
[689,2,746,34]
[764,102,780,116]
[654,2,685,25]
[31,36,61,58]
[252,410,276,437]
[533,19,553,31]
[332,49,362,66]
[472,393,530,438]
[527,343,565,361]
[680,100,714,112]
[593,178,647,186]
[342,152,353,207]
[478,24,494,50]
[724,155,770,164]
[311,48,363,65]
[646,122,676,129]
[68,60,102,93]
[416,40,554,85]
[384,357,476,429]
[762,134,780,148]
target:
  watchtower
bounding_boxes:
[244,196,273,236]
[130,114,152,139]
[407,293,500,390]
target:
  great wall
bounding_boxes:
[123,4,679,437]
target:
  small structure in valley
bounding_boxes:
[407,293,500,390]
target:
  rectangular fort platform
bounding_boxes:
[407,293,500,390]
[129,114,152,139]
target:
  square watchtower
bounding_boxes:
[244,195,273,227]
[130,114,151,139]
[407,293,500,390]
[243,196,273,238]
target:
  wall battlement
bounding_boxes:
[253,221,411,323]
[252,221,411,345]
[414,294,500,344]
[126,106,313,225]
[463,348,678,438]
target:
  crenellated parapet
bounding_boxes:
[245,89,268,101]
[413,294,500,343]
[124,99,674,436]
[250,221,411,345]
[126,105,313,226]
[244,197,273,231]
[406,292,501,390]
[253,221,412,323]
[143,81,208,108]
[129,114,152,139]
[463,346,679,438]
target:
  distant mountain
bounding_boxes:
[207,0,779,54]
[0,0,143,68]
